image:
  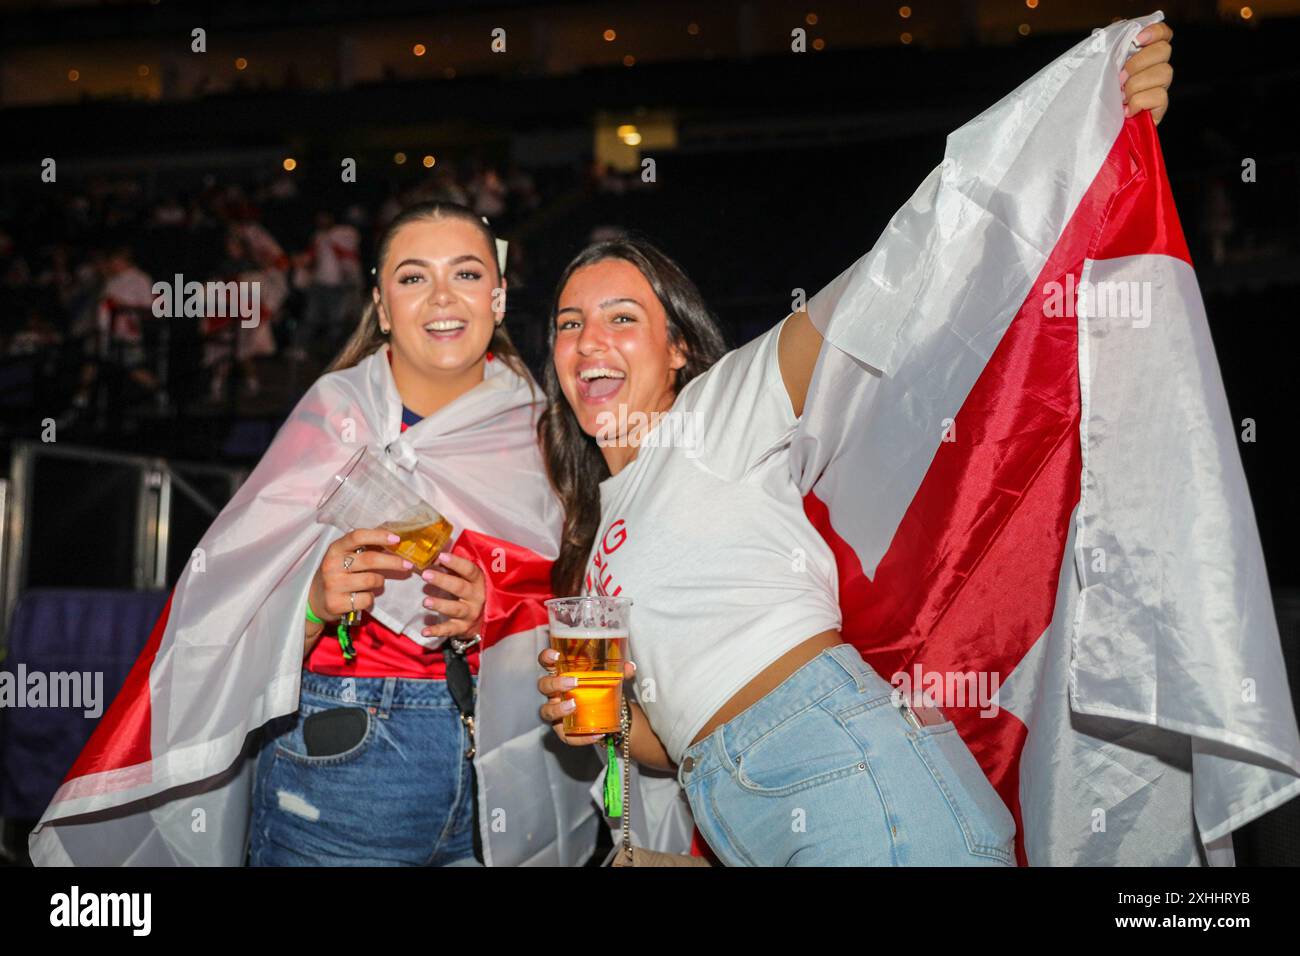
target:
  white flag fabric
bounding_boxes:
[30,346,600,866]
[623,10,1300,865]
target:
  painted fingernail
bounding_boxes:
[436,551,454,565]
[402,559,413,570]
[1136,28,1150,44]
[422,569,436,582]
[560,699,576,712]
[1118,69,1128,86]
[423,598,433,609]
[560,676,578,689]
[387,533,401,544]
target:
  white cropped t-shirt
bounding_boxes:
[582,318,842,765]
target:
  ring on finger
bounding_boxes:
[342,554,356,571]
[349,591,356,614]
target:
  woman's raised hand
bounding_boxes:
[1121,22,1174,126]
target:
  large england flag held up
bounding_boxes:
[792,10,1300,865]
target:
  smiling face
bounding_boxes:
[374,216,503,380]
[552,258,686,447]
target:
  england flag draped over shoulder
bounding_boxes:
[621,10,1300,865]
[798,9,1300,865]
[29,346,600,866]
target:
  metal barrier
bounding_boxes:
[0,441,245,656]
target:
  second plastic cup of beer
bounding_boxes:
[316,446,454,570]
[545,596,631,736]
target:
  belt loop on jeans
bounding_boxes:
[712,725,735,773]
[827,643,871,694]
[378,676,397,718]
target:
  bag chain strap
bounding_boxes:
[619,695,632,856]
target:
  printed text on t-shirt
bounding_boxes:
[586,519,626,596]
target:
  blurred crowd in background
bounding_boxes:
[0,157,595,433]
[0,9,1295,475]
[0,138,1274,441]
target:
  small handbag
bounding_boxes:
[606,697,713,868]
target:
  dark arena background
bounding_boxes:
[0,0,1297,883]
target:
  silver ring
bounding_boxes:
[349,591,356,613]
[342,554,355,571]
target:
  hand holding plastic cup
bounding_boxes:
[545,596,632,736]
[316,446,453,571]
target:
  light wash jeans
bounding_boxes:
[248,671,480,866]
[676,643,1017,866]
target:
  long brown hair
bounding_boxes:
[539,236,729,595]
[327,201,528,381]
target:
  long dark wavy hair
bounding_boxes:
[327,200,527,381]
[539,235,729,595]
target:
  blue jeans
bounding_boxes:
[676,643,1017,866]
[248,671,480,866]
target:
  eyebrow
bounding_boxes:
[392,254,488,270]
[555,297,644,316]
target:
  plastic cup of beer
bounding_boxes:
[545,596,632,737]
[316,446,453,570]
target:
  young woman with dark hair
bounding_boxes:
[534,23,1175,864]
[534,236,1018,865]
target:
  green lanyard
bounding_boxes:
[603,736,622,817]
[305,601,358,662]
[602,699,630,818]
[336,611,359,662]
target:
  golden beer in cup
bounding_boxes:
[545,597,632,736]
[380,512,455,571]
[317,447,455,571]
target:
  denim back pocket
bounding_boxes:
[908,720,1016,863]
[731,703,866,796]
